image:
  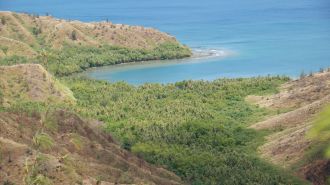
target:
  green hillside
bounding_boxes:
[0,11,191,76]
[61,76,307,185]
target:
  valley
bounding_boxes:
[0,10,329,185]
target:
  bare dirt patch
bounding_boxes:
[247,71,330,110]
[249,71,330,184]
[0,110,183,185]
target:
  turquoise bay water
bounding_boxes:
[1,0,330,84]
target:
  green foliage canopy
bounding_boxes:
[0,42,191,76]
[62,76,305,185]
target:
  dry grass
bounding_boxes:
[247,71,330,110]
[248,71,330,184]
[0,64,183,184]
[0,110,183,185]
[0,37,37,57]
[0,64,75,106]
[0,11,180,58]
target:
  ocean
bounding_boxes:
[1,0,330,84]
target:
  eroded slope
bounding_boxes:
[248,71,330,184]
[0,64,183,185]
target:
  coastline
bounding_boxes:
[76,47,237,85]
[79,48,234,79]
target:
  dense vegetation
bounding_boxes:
[0,11,314,185]
[56,76,305,185]
[0,42,191,76]
[0,61,309,184]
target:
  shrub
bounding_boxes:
[69,133,84,150]
[3,180,15,185]
[0,55,29,66]
[24,154,53,185]
[0,89,3,105]
[71,30,77,41]
[1,17,5,25]
[33,132,54,150]
[32,27,42,36]
[30,174,53,185]
[1,46,9,56]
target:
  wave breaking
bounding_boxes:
[192,48,235,59]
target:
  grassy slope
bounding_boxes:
[0,64,75,106]
[63,76,308,185]
[248,71,330,184]
[0,11,185,51]
[0,64,183,185]
[0,11,192,76]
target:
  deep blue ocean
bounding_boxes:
[1,0,330,84]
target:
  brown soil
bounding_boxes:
[0,64,183,185]
[299,160,330,185]
[247,71,330,110]
[0,110,183,185]
[249,71,330,185]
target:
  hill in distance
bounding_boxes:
[0,11,192,76]
[0,11,185,57]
